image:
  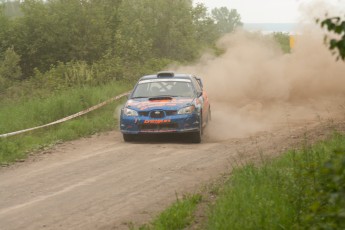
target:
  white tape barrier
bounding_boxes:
[0,91,130,138]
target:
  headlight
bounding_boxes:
[177,105,195,115]
[123,108,138,116]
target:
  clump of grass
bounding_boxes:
[207,164,296,229]
[0,81,130,133]
[207,133,345,230]
[138,194,202,230]
[0,81,130,164]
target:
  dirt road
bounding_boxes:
[2,17,345,229]
[0,120,343,230]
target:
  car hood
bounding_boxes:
[126,98,194,111]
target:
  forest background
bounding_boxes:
[0,0,246,96]
[0,0,289,163]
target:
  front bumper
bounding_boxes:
[120,113,200,134]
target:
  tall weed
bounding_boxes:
[207,133,345,230]
[0,82,130,164]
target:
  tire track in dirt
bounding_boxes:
[1,120,343,230]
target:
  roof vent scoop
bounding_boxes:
[157,71,174,78]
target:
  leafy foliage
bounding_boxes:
[0,47,22,92]
[318,16,345,60]
[0,47,22,80]
[192,3,219,46]
[1,0,22,18]
[0,0,242,85]
[273,32,291,53]
[211,7,243,35]
[207,134,345,230]
[303,147,345,229]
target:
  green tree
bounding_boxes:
[0,3,10,56]
[273,32,290,53]
[318,17,345,61]
[2,0,22,18]
[4,0,122,78]
[115,0,155,63]
[192,3,219,46]
[0,47,22,81]
[46,0,114,62]
[116,0,198,62]
[146,0,198,61]
[165,0,197,60]
[0,0,242,86]
[211,7,243,35]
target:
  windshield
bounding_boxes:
[131,79,195,98]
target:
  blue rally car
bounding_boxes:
[120,71,211,143]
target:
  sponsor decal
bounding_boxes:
[144,120,171,124]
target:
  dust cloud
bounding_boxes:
[174,6,345,140]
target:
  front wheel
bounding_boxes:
[190,130,201,143]
[190,116,202,143]
[123,134,135,142]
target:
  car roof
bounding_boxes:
[139,72,194,81]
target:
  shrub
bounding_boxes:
[303,146,345,229]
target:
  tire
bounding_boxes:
[190,130,201,143]
[123,134,135,142]
[190,115,202,143]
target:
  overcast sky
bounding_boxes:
[193,0,344,23]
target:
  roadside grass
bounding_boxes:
[136,194,202,230]
[0,81,130,164]
[132,132,345,230]
[207,133,345,230]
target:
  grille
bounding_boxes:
[150,110,165,118]
[139,123,178,130]
[139,110,177,117]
